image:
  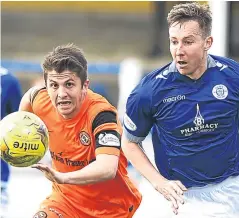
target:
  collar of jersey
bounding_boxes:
[169,55,217,83]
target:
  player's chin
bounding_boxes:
[178,69,192,76]
[57,106,74,116]
[176,65,191,75]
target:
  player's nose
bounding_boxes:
[175,43,185,56]
[57,86,68,98]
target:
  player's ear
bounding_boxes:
[204,36,213,51]
[81,79,89,100]
[82,79,89,91]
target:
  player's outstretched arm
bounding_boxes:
[65,153,119,184]
[32,153,119,184]
[121,134,187,215]
[19,86,45,112]
[19,87,34,112]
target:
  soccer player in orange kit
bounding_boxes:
[19,44,142,218]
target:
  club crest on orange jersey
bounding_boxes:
[33,211,48,218]
[79,131,91,146]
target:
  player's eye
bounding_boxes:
[50,83,58,89]
[66,82,74,88]
[184,41,193,45]
[171,41,178,45]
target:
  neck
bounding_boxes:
[187,54,208,80]
[61,93,88,120]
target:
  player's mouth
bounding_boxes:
[177,61,188,68]
[57,101,72,108]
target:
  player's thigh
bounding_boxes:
[33,199,76,218]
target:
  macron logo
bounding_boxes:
[156,74,167,79]
[156,70,170,80]
[216,61,228,71]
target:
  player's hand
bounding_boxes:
[154,178,187,215]
[31,163,65,184]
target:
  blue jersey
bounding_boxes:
[1,67,22,119]
[124,55,239,188]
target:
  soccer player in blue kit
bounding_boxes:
[122,2,239,217]
[0,67,22,215]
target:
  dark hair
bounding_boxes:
[42,43,87,87]
[167,2,212,38]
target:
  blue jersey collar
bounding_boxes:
[168,55,217,73]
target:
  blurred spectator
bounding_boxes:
[148,1,167,58]
[31,76,44,87]
[117,57,143,123]
[117,57,143,186]
[0,67,22,217]
[148,1,189,58]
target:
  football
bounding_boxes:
[0,111,49,167]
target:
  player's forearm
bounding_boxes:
[63,158,117,185]
[122,136,166,186]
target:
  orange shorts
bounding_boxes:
[33,198,77,218]
[33,195,138,218]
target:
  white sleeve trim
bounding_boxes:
[123,127,146,144]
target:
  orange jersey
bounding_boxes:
[31,88,142,217]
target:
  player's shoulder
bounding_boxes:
[210,55,239,77]
[28,85,47,105]
[146,61,173,78]
[87,89,116,114]
[133,61,175,97]
[87,89,106,104]
[210,54,239,67]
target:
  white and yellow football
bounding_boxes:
[0,111,49,167]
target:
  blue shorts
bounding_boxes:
[178,175,239,217]
[134,175,239,218]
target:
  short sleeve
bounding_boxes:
[123,80,153,143]
[92,111,121,157]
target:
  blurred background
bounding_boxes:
[2,1,239,104]
[1,1,239,218]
